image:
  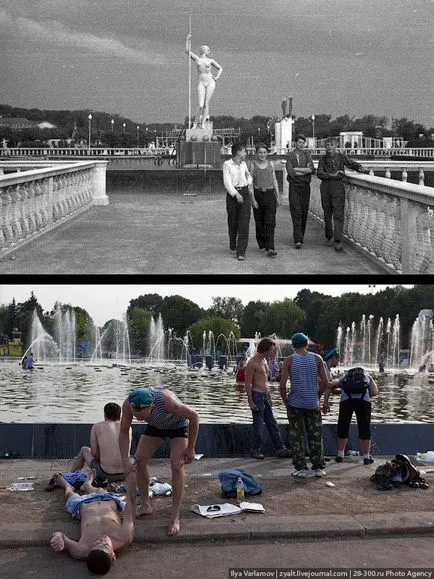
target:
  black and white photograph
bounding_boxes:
[0,0,433,274]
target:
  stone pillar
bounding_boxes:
[275,118,293,154]
[91,162,109,206]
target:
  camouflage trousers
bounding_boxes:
[286,405,325,470]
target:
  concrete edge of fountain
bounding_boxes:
[1,423,433,459]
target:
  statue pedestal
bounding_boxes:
[186,121,213,142]
[180,120,220,167]
[275,118,294,153]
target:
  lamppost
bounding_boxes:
[145,127,148,147]
[311,115,316,146]
[136,125,140,148]
[88,113,92,150]
[122,122,126,134]
[110,119,114,133]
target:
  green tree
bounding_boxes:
[240,300,268,337]
[160,296,203,338]
[129,294,163,314]
[127,308,153,355]
[207,297,244,327]
[256,299,306,338]
[187,317,240,354]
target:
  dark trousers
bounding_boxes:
[320,180,345,243]
[226,187,251,257]
[288,182,311,243]
[252,188,277,250]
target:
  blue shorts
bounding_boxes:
[65,492,125,520]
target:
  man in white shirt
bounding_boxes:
[222,142,254,261]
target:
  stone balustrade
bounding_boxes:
[306,173,434,274]
[0,161,108,256]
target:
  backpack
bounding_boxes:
[218,469,262,499]
[341,367,369,398]
[370,454,430,491]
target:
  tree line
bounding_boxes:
[0,104,432,148]
[0,285,431,357]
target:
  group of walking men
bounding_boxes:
[222,136,369,259]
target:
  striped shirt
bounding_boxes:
[288,352,320,409]
[146,387,189,429]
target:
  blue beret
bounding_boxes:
[291,332,308,345]
[128,387,155,408]
[324,347,339,361]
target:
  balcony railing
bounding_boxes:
[0,161,108,256]
[306,173,434,274]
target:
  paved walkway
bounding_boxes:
[1,456,433,546]
[0,191,385,275]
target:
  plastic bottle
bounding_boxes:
[236,476,245,503]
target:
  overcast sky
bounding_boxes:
[2,0,433,127]
[0,284,414,326]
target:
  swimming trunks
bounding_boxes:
[65,492,125,520]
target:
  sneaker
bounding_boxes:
[251,451,265,460]
[334,242,344,252]
[291,469,309,478]
[335,456,343,463]
[295,242,302,249]
[276,448,291,458]
[258,247,266,252]
[266,249,277,257]
[237,255,245,261]
[363,456,374,465]
[314,468,326,477]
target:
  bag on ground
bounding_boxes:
[218,469,262,498]
[370,454,430,491]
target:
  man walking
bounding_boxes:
[245,337,290,459]
[316,136,369,252]
[222,142,255,261]
[286,134,315,249]
[279,332,330,478]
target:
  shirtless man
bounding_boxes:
[50,469,136,575]
[185,33,223,128]
[119,386,200,536]
[70,403,130,483]
[245,337,290,460]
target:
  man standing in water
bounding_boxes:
[119,386,199,536]
[245,337,290,460]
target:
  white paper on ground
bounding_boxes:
[194,454,204,460]
[238,501,265,512]
[191,502,265,518]
[7,482,34,491]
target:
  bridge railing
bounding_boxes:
[0,161,108,256]
[306,173,434,274]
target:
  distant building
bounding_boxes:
[0,117,57,131]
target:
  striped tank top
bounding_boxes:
[146,387,189,429]
[288,352,320,409]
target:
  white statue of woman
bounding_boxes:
[185,33,223,129]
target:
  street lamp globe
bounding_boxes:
[110,119,114,132]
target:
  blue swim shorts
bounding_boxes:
[65,492,126,520]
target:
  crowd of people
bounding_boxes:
[222,136,369,260]
[47,340,378,575]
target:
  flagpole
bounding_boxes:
[188,15,192,129]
